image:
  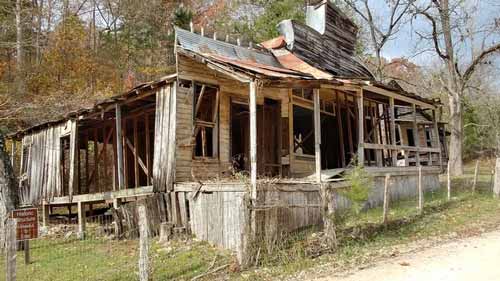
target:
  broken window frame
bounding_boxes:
[192,82,220,160]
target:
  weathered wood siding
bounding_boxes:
[176,55,290,181]
[20,120,76,205]
[189,190,248,262]
[152,83,177,192]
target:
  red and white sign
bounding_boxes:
[11,208,38,241]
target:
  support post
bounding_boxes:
[249,81,258,201]
[320,185,337,248]
[77,201,86,239]
[115,104,125,190]
[447,161,451,201]
[432,109,443,170]
[6,218,16,281]
[418,165,423,214]
[113,198,121,209]
[42,203,50,227]
[10,140,15,167]
[494,158,500,198]
[412,104,420,166]
[389,97,397,166]
[382,174,390,224]
[313,89,322,183]
[357,89,364,165]
[138,202,149,281]
[472,160,479,193]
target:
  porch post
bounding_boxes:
[412,104,420,166]
[389,97,397,166]
[433,109,442,169]
[115,104,125,190]
[313,89,322,183]
[10,140,15,167]
[357,89,365,166]
[249,81,258,200]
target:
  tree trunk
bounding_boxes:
[448,94,464,176]
[438,0,464,176]
[15,0,23,95]
[0,135,19,249]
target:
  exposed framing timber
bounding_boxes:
[313,88,322,183]
[115,104,125,190]
[357,89,364,165]
[389,97,397,166]
[249,80,258,200]
[412,104,421,166]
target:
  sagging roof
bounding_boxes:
[175,27,319,80]
[9,74,178,139]
[176,27,437,107]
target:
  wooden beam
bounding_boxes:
[10,140,15,167]
[68,120,78,201]
[336,91,346,167]
[433,109,442,169]
[84,134,89,194]
[363,142,440,153]
[103,126,108,191]
[412,104,420,166]
[145,114,151,186]
[313,89,322,183]
[194,85,206,118]
[389,97,397,166]
[112,124,117,191]
[125,138,149,177]
[357,90,365,166]
[86,128,114,188]
[123,116,128,189]
[249,81,258,200]
[363,85,435,109]
[133,118,139,188]
[115,104,125,190]
[93,129,99,192]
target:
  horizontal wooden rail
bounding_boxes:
[363,143,441,153]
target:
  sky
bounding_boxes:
[367,0,500,69]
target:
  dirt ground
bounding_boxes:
[311,230,500,281]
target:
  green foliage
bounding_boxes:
[173,6,193,30]
[225,0,306,43]
[340,164,372,215]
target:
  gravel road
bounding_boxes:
[311,230,500,281]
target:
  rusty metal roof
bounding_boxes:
[176,27,282,68]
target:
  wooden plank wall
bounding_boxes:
[21,120,76,205]
[189,190,248,261]
[176,55,289,182]
[152,83,177,192]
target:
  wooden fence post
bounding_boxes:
[320,185,337,248]
[5,218,17,281]
[418,165,423,214]
[472,160,479,193]
[493,158,500,198]
[382,174,390,224]
[138,202,149,281]
[447,162,451,201]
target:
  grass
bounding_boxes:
[2,160,500,281]
[1,232,232,281]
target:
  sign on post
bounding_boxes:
[11,208,39,241]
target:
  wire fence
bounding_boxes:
[1,160,498,281]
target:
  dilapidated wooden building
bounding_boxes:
[8,0,447,262]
